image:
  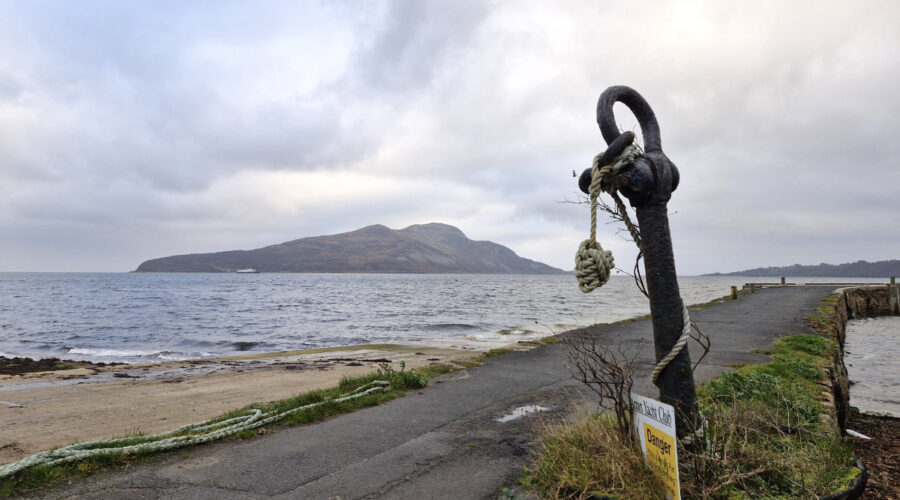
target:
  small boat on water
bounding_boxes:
[235,268,260,273]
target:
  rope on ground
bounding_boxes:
[0,380,390,480]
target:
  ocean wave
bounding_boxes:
[67,347,165,358]
[62,347,222,363]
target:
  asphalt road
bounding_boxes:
[37,286,831,499]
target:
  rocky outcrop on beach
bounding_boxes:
[135,223,565,274]
[0,356,119,375]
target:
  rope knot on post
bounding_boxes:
[574,239,614,293]
[573,143,642,293]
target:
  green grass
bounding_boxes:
[416,362,457,378]
[610,313,652,324]
[457,358,486,368]
[804,294,840,336]
[485,348,515,358]
[517,335,563,347]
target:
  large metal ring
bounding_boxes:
[596,86,662,153]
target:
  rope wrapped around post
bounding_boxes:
[650,303,692,385]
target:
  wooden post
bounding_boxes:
[731,286,737,300]
[749,283,755,293]
[889,282,899,315]
[888,276,900,314]
[780,277,786,285]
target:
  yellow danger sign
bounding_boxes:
[643,422,680,500]
[632,392,681,500]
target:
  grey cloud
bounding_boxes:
[349,0,489,94]
[1,0,899,273]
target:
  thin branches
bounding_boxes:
[565,335,643,442]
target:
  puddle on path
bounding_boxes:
[496,405,549,423]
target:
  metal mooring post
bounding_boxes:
[578,85,698,436]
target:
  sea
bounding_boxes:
[845,316,900,417]
[0,273,889,365]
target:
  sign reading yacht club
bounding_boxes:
[632,392,681,500]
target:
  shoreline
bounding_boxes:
[0,332,553,464]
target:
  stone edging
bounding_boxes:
[816,285,898,499]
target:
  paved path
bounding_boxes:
[38,286,831,499]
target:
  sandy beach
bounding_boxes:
[0,335,541,464]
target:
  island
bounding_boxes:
[135,223,566,274]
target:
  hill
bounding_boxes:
[704,259,900,277]
[135,223,566,274]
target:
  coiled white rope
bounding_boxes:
[574,144,641,293]
[0,380,389,479]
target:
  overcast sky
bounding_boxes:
[1,0,897,274]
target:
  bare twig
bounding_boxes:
[633,251,648,298]
[689,320,711,372]
[565,335,643,443]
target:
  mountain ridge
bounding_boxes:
[703,259,900,277]
[135,222,566,274]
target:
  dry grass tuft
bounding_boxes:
[524,414,665,499]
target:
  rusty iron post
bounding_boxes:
[578,85,698,436]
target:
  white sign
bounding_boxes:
[631,392,680,500]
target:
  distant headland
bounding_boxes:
[704,259,900,277]
[135,223,566,274]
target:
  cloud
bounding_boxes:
[0,0,898,273]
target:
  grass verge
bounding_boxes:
[523,295,857,499]
[681,333,855,499]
